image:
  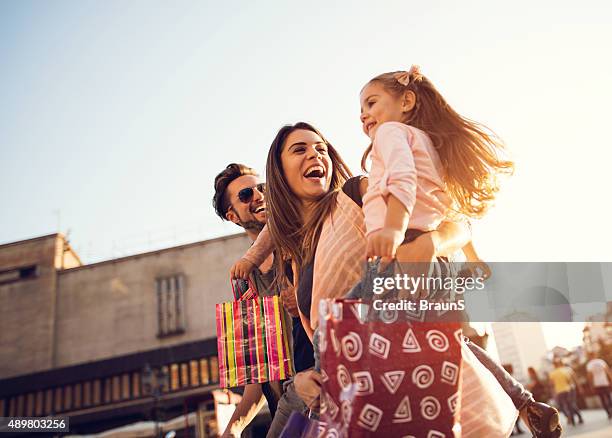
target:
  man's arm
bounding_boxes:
[220,383,265,437]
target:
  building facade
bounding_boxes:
[0,233,262,437]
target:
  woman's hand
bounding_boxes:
[230,258,256,280]
[394,232,437,299]
[293,369,322,411]
[395,231,437,263]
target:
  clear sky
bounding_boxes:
[1,1,610,349]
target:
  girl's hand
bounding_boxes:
[230,258,256,280]
[366,227,405,260]
[294,369,322,410]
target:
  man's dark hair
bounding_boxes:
[213,163,259,220]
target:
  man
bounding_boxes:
[213,163,311,438]
[586,351,612,419]
[549,358,584,426]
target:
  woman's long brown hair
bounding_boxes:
[265,122,352,288]
[362,70,514,217]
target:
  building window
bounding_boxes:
[210,357,219,383]
[161,366,170,392]
[122,374,131,400]
[181,363,189,388]
[200,359,209,385]
[112,376,121,402]
[156,274,186,337]
[104,378,112,404]
[26,393,34,416]
[0,265,38,285]
[93,380,101,405]
[53,388,62,413]
[190,360,200,387]
[83,382,92,407]
[170,364,180,391]
[44,390,53,415]
[63,386,72,411]
[35,392,43,416]
[73,384,82,410]
[132,372,141,398]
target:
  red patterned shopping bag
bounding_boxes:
[215,295,294,388]
[319,299,462,437]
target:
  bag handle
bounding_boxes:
[230,276,259,301]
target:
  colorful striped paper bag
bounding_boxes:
[215,295,294,388]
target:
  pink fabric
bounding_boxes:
[363,122,452,235]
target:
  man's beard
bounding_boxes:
[239,219,265,233]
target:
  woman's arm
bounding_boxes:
[220,383,265,437]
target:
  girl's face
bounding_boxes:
[360,81,410,139]
[280,129,332,206]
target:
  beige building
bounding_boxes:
[491,322,549,382]
[0,232,262,437]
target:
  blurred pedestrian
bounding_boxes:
[586,351,612,419]
[527,367,551,403]
[550,358,584,426]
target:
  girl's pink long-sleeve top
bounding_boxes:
[363,121,452,235]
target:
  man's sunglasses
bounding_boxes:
[237,183,266,204]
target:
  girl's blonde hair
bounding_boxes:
[362,69,514,217]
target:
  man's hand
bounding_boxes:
[230,258,256,280]
[294,369,322,411]
[366,227,404,260]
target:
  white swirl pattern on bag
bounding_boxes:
[447,391,459,414]
[336,364,352,390]
[412,365,435,389]
[330,328,341,356]
[427,431,445,438]
[441,361,459,386]
[379,308,398,324]
[320,368,329,382]
[393,395,413,423]
[315,421,327,438]
[380,370,406,394]
[326,393,339,420]
[357,403,383,432]
[454,328,463,344]
[325,428,339,438]
[369,333,391,359]
[402,327,422,353]
[426,329,449,352]
[352,371,374,396]
[341,331,363,362]
[420,396,441,420]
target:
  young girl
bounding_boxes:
[358,65,509,272]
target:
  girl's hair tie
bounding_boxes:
[393,65,421,86]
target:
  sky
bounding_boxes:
[1,0,610,350]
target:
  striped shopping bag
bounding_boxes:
[215,295,295,388]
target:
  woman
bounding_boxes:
[252,122,559,437]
